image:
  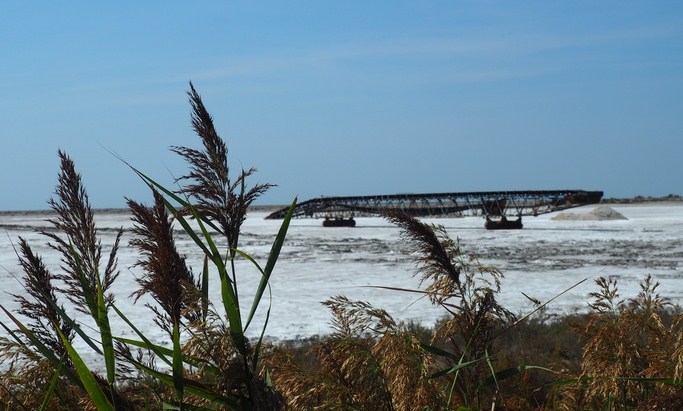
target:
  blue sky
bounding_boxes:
[2,2,682,210]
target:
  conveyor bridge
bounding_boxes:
[264,190,603,226]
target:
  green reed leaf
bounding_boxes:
[219,272,248,356]
[115,335,219,375]
[39,354,65,411]
[244,197,296,331]
[193,212,245,338]
[252,299,272,370]
[56,326,114,411]
[430,357,488,379]
[97,279,115,386]
[420,342,459,360]
[110,304,172,368]
[172,321,184,402]
[201,255,209,322]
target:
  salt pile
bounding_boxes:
[551,205,628,221]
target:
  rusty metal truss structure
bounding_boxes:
[264,190,603,221]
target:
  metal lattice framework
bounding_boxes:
[264,190,603,220]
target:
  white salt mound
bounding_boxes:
[551,205,628,221]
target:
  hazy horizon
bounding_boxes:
[1,192,681,214]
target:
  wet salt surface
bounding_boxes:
[1,203,681,368]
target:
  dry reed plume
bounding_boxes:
[127,190,202,336]
[557,275,683,410]
[172,82,273,253]
[44,151,122,312]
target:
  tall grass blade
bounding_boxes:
[172,321,184,403]
[219,272,247,355]
[431,357,488,379]
[252,298,272,369]
[116,335,218,374]
[97,279,116,386]
[111,304,172,368]
[39,355,65,411]
[201,255,209,322]
[364,285,432,295]
[495,277,590,338]
[70,239,117,387]
[185,207,246,342]
[113,304,220,374]
[230,246,274,364]
[484,349,499,393]
[10,283,103,355]
[244,197,296,331]
[56,326,114,411]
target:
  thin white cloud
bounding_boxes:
[190,23,680,85]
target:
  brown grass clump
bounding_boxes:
[373,330,445,409]
[265,295,444,410]
[0,357,80,410]
[557,275,683,409]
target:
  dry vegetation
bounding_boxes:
[2,85,682,410]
